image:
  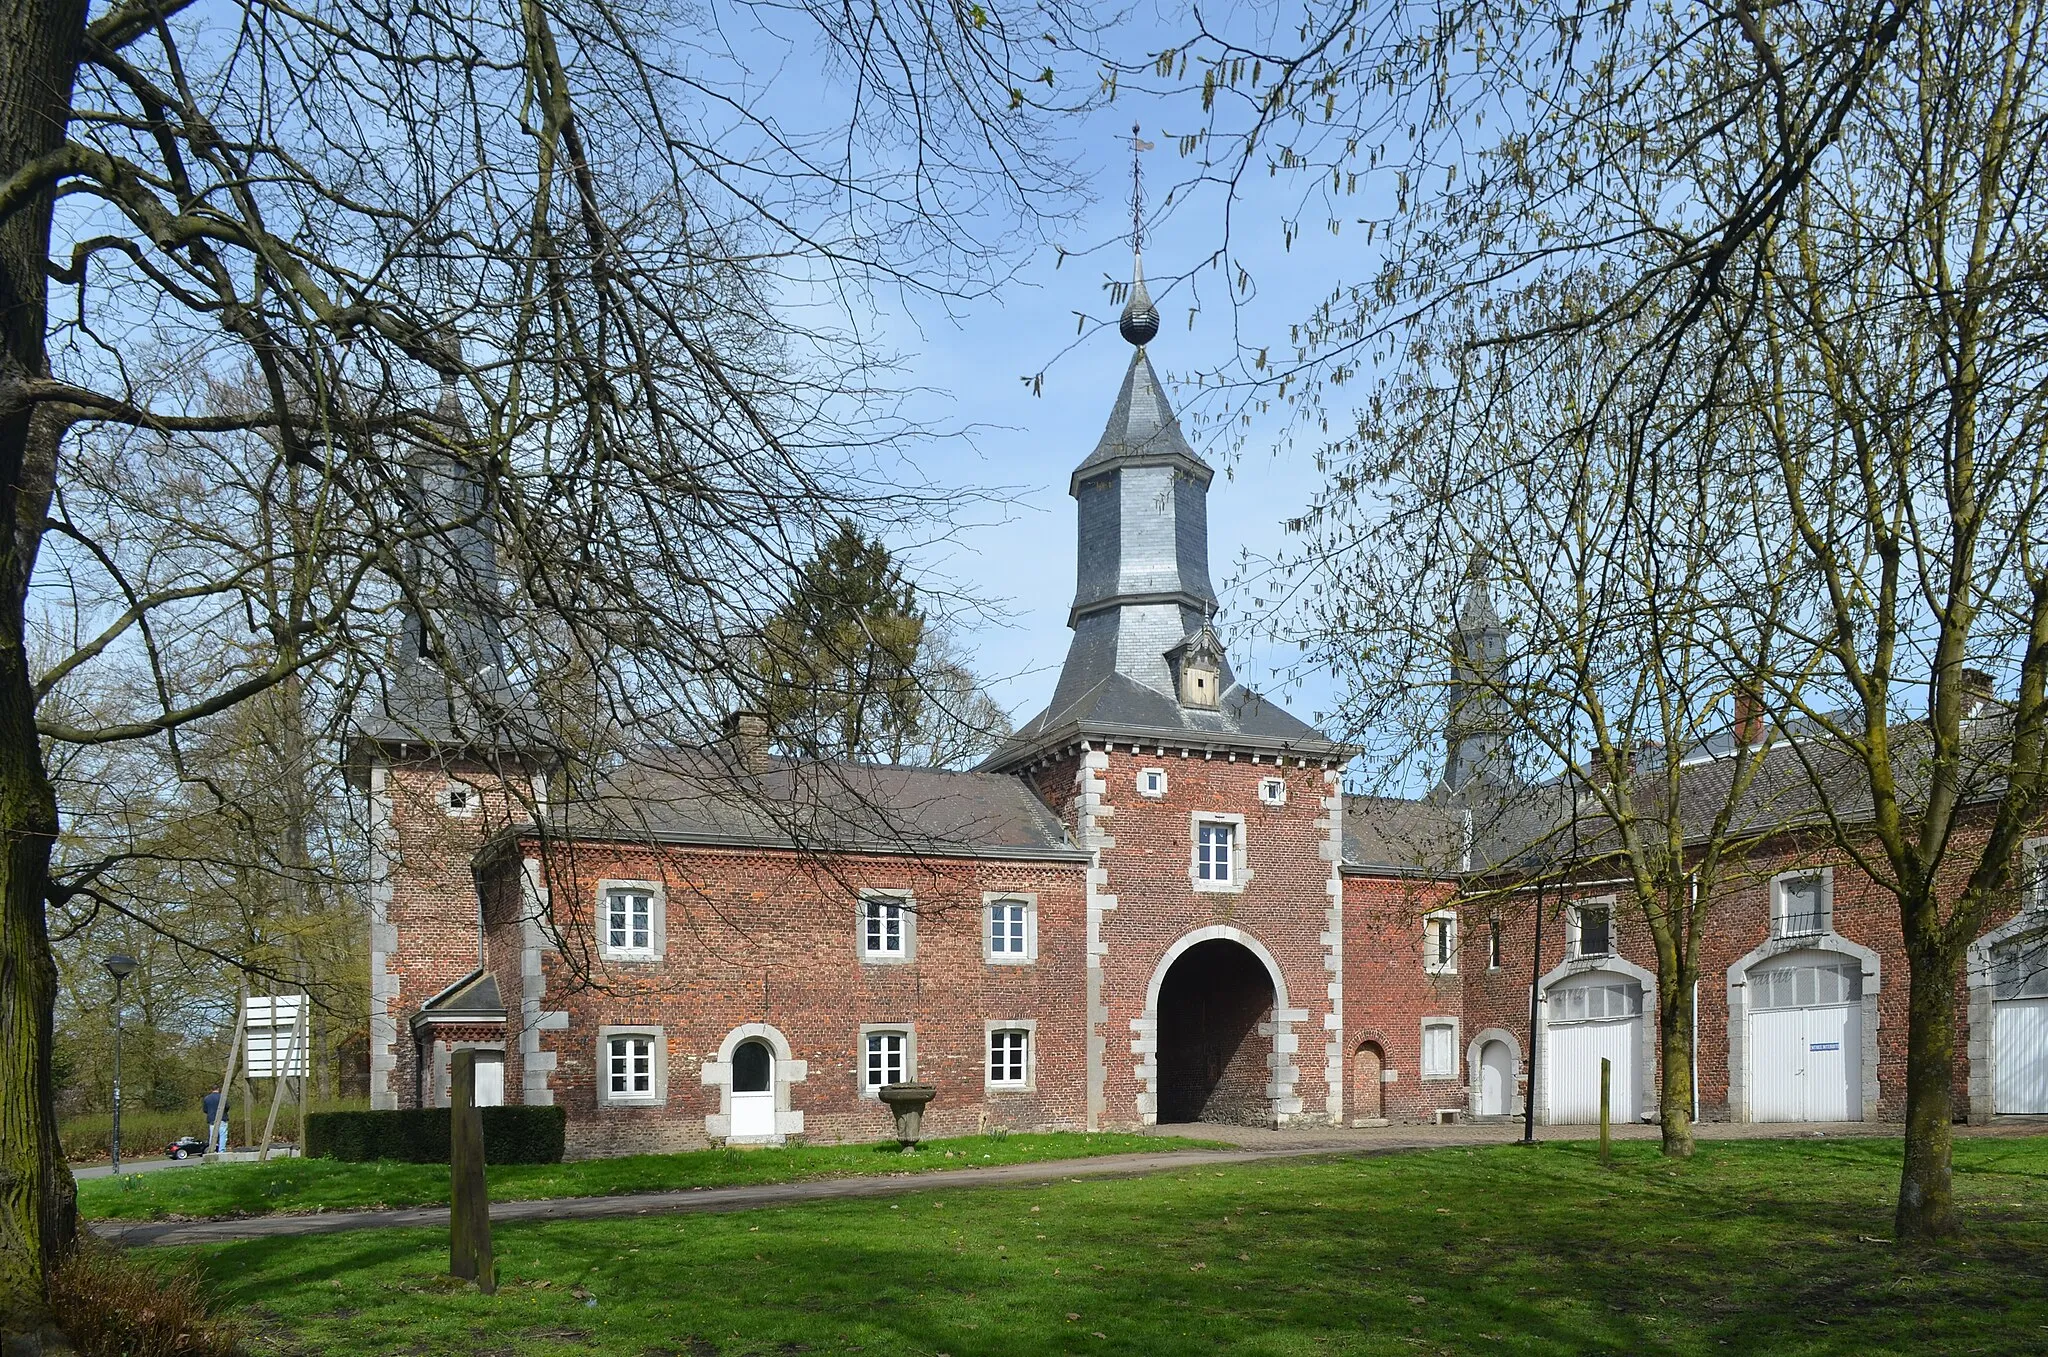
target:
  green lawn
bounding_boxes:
[179,1137,2048,1356]
[79,1132,1217,1221]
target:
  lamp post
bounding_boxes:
[103,954,139,1173]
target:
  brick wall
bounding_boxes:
[507,838,1089,1157]
[1341,871,1460,1122]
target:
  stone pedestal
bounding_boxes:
[877,1082,936,1149]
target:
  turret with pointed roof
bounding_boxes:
[1442,550,1510,793]
[987,252,1342,768]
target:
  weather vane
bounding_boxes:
[1128,122,1154,254]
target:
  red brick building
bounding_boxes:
[352,258,2048,1154]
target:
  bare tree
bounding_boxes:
[0,0,1099,1319]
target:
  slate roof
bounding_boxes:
[1341,795,1467,875]
[412,968,506,1028]
[545,749,1085,861]
[1068,347,1208,490]
[997,670,1345,765]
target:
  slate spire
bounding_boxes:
[1444,549,1510,792]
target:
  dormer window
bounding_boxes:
[1167,624,1228,711]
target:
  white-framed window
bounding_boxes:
[984,893,1037,964]
[443,782,477,817]
[860,894,913,962]
[1191,813,1246,892]
[987,1025,1033,1089]
[1420,1018,1459,1080]
[1424,910,1458,975]
[1258,776,1287,806]
[597,880,665,962]
[1771,869,1832,939]
[596,1025,666,1107]
[860,1026,913,1093]
[1488,915,1503,971]
[2027,840,2048,913]
[1138,768,1169,799]
[1569,898,1615,958]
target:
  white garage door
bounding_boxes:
[1994,999,2048,1114]
[1546,976,1642,1124]
[1746,956,1862,1123]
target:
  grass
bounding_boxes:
[176,1136,2048,1356]
[77,1131,1219,1221]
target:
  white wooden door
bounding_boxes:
[1479,1041,1512,1116]
[1749,1003,1860,1122]
[1995,998,2048,1114]
[731,1038,776,1138]
[1547,1019,1638,1124]
[731,1091,775,1137]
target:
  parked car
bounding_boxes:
[166,1136,207,1160]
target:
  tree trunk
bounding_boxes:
[0,0,89,1324]
[1656,969,1696,1158]
[1895,939,1962,1240]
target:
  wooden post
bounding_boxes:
[209,987,246,1155]
[450,1050,495,1292]
[1599,1057,1612,1167]
[258,999,306,1161]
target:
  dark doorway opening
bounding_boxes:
[1156,939,1277,1125]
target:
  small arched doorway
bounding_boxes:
[1352,1042,1385,1123]
[731,1038,775,1138]
[1477,1040,1513,1116]
[1156,939,1277,1124]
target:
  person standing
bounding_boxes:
[201,1086,228,1153]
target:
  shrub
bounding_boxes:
[49,1243,241,1357]
[306,1105,565,1163]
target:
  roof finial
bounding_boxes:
[1119,122,1160,348]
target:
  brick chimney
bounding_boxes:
[1733,690,1764,747]
[724,710,772,776]
[1959,668,1995,719]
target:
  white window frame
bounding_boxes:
[1257,776,1287,807]
[1423,910,1458,975]
[859,892,915,963]
[985,1020,1036,1092]
[858,1024,915,1096]
[443,781,478,817]
[1770,868,1833,939]
[1190,812,1247,893]
[1419,1017,1460,1081]
[1138,767,1169,799]
[983,892,1038,965]
[1568,896,1617,959]
[596,1025,667,1108]
[596,880,666,962]
[2027,839,2048,913]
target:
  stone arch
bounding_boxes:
[702,1022,808,1144]
[1465,1026,1523,1118]
[1726,933,1880,1123]
[1135,926,1302,1126]
[1535,954,1659,1125]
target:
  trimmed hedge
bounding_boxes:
[306,1106,566,1164]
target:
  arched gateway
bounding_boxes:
[1144,929,1289,1126]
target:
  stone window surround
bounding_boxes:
[701,1023,808,1144]
[1257,776,1287,806]
[857,1022,916,1096]
[1137,767,1169,799]
[1770,866,1835,939]
[596,878,667,963]
[1190,812,1249,894]
[858,890,916,963]
[983,891,1039,965]
[1419,1015,1461,1081]
[1726,933,1880,1123]
[443,780,478,817]
[1567,895,1619,959]
[1423,909,1458,975]
[985,1018,1038,1092]
[597,1024,668,1109]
